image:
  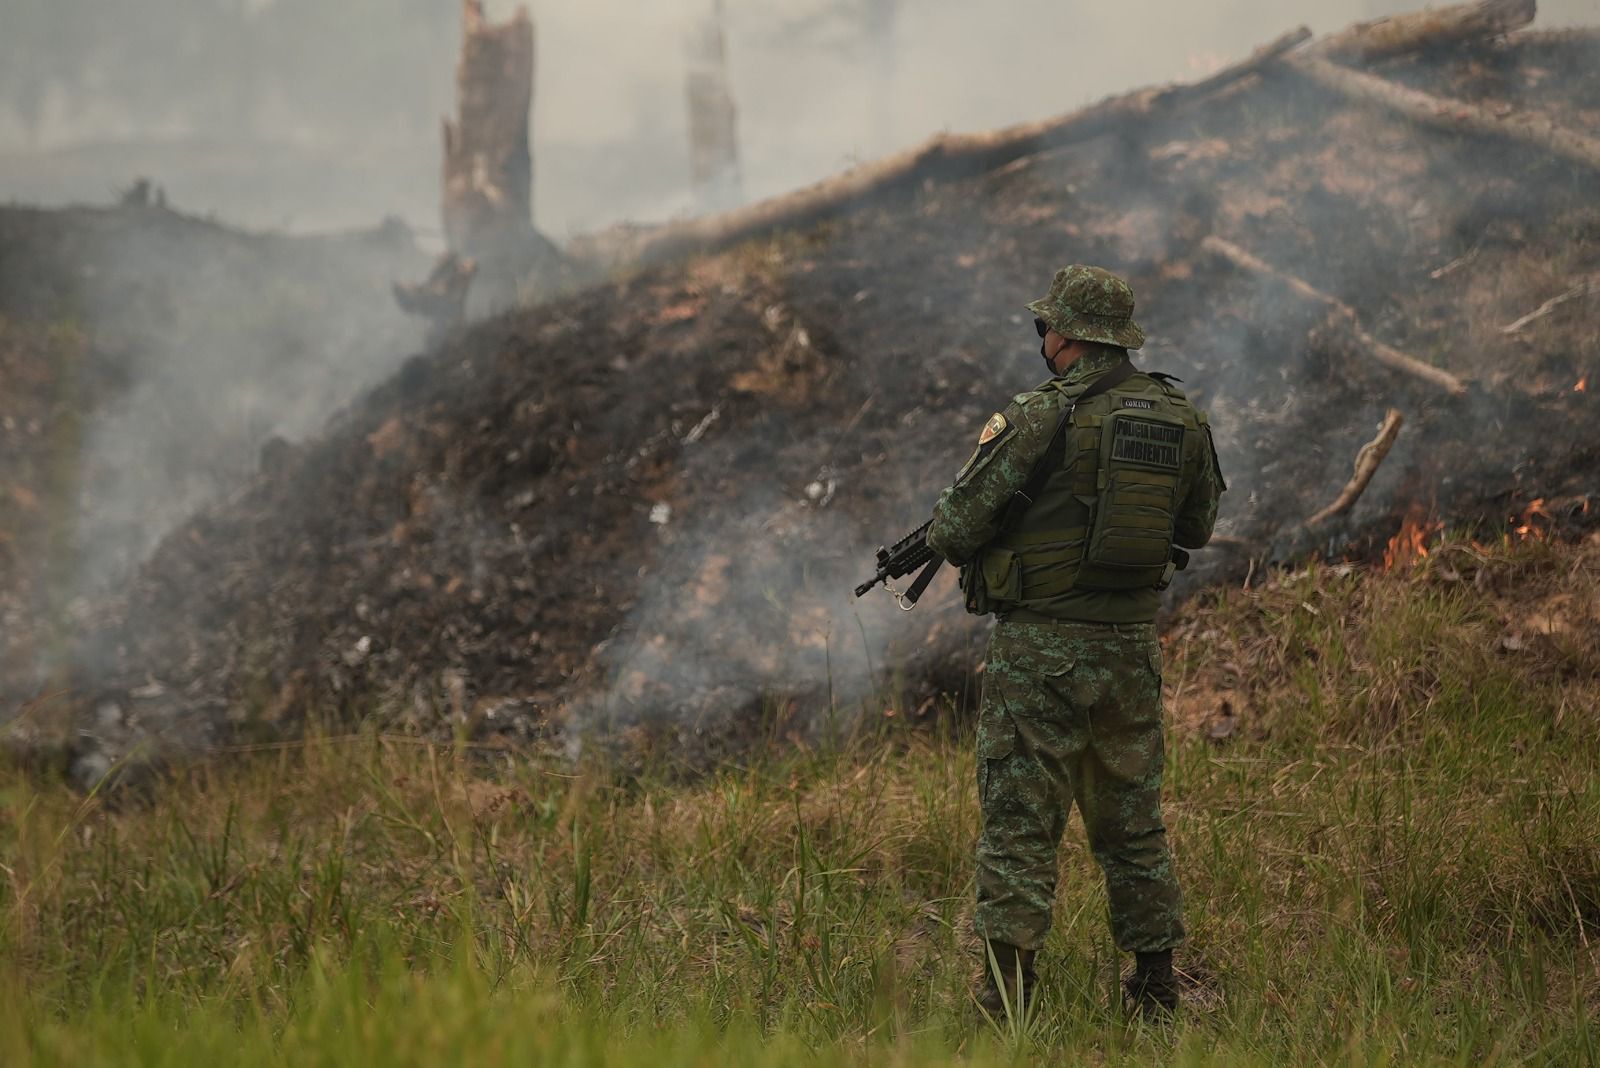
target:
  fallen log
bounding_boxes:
[570,27,1311,270]
[1312,0,1535,61]
[1200,236,1469,397]
[1304,409,1405,528]
[1287,54,1600,173]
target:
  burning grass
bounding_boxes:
[4,537,1598,1064]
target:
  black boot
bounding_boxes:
[976,942,1037,1019]
[1123,950,1179,1018]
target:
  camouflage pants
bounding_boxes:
[974,619,1184,954]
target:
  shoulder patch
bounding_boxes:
[977,412,1008,445]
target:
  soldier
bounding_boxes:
[926,265,1224,1019]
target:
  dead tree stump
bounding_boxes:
[685,0,744,213]
[442,0,557,311]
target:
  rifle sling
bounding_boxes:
[1006,358,1137,522]
[901,556,944,606]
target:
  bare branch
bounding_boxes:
[1501,276,1600,335]
[1201,236,1469,396]
[1305,409,1406,529]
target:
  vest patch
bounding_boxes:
[1111,418,1183,471]
[1121,398,1155,409]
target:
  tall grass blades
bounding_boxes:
[2,536,1599,1064]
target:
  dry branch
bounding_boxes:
[1304,409,1405,528]
[1201,236,1469,396]
[571,27,1312,270]
[1313,0,1535,61]
[1288,53,1600,173]
[1430,245,1480,280]
[1501,276,1599,334]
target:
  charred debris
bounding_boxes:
[5,1,1600,780]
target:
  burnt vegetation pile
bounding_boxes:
[0,201,426,700]
[8,28,1600,772]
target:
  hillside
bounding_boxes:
[2,10,1598,1061]
[4,534,1597,1062]
[11,24,1596,779]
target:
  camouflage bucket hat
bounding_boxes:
[1026,264,1146,350]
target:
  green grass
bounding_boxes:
[3,537,1599,1065]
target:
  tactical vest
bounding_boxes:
[975,370,1208,620]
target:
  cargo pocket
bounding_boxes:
[1037,645,1077,679]
[979,547,1021,604]
[990,625,1075,683]
[1141,644,1167,732]
[976,709,1017,808]
[990,630,1081,718]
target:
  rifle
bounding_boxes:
[853,519,945,610]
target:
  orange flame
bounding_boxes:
[1384,508,1442,569]
[1576,377,1588,393]
[1513,498,1553,540]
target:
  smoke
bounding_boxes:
[66,222,426,592]
[4,0,1597,759]
[576,410,983,755]
[567,8,1600,740]
[3,0,1597,237]
[0,206,427,693]
[584,490,902,740]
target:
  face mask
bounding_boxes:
[1035,318,1055,374]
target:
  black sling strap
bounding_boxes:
[1015,357,1137,509]
[899,551,945,608]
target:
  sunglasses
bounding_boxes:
[1034,318,1049,338]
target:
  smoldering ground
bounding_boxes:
[4,8,1600,775]
[566,29,1600,747]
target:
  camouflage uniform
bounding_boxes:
[926,266,1224,969]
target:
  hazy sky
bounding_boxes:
[2,0,1596,236]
